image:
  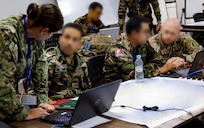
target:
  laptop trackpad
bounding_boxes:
[176,68,190,76]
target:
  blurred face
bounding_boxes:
[59,27,82,56]
[89,7,103,21]
[161,25,180,45]
[129,23,150,47]
[34,27,54,41]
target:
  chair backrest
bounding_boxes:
[45,34,61,50]
[87,54,106,87]
[192,32,204,47]
[193,13,204,22]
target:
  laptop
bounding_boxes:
[41,79,122,126]
[161,50,204,79]
[99,27,120,40]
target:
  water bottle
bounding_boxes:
[135,55,144,83]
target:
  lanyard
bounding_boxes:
[23,17,32,89]
[89,24,97,33]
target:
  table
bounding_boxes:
[8,118,146,128]
[9,78,204,128]
[8,111,203,128]
[181,28,204,32]
[181,21,204,32]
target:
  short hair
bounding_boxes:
[62,23,83,37]
[89,2,103,10]
[126,15,150,35]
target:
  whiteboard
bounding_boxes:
[0,0,57,20]
[185,0,203,18]
[57,0,168,26]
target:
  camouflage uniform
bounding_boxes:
[74,14,105,36]
[103,34,166,82]
[148,32,203,63]
[0,14,48,121]
[118,0,161,32]
[46,46,91,100]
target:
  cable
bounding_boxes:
[112,105,202,128]
[112,105,193,117]
[51,124,64,128]
[182,69,204,78]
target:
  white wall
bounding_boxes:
[57,0,168,26]
[0,0,57,20]
[176,0,195,24]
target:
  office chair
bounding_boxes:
[192,13,204,47]
[87,54,106,87]
[192,33,204,47]
[193,13,204,22]
[45,34,61,50]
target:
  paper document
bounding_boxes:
[72,116,111,128]
[104,77,204,127]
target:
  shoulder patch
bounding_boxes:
[115,48,125,57]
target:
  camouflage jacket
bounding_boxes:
[148,32,203,63]
[0,14,48,121]
[74,14,105,36]
[47,46,91,100]
[118,0,161,31]
[103,34,165,82]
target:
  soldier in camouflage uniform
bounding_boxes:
[0,3,63,121]
[74,2,105,36]
[149,18,203,63]
[103,16,178,82]
[47,23,91,101]
[118,0,161,34]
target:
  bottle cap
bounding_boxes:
[136,55,141,59]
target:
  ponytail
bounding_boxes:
[27,3,64,32]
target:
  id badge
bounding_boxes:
[21,95,37,105]
[18,78,37,105]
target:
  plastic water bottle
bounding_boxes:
[135,55,144,83]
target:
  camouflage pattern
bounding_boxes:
[118,0,161,31]
[103,33,166,82]
[0,14,48,121]
[80,34,113,56]
[74,14,105,36]
[148,32,203,63]
[46,46,91,100]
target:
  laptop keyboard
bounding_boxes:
[45,111,73,125]
[52,111,73,124]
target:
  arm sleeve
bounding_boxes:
[107,46,135,81]
[99,20,106,29]
[0,34,28,121]
[30,42,49,104]
[74,18,81,25]
[144,43,166,77]
[118,0,128,32]
[183,35,203,63]
[150,0,161,22]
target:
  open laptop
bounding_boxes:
[41,79,122,126]
[161,50,204,79]
[99,27,120,40]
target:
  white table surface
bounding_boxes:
[104,77,204,128]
